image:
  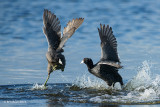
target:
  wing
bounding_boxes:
[43,9,61,50]
[98,61,123,68]
[57,18,84,50]
[98,24,120,63]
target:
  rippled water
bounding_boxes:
[0,0,160,106]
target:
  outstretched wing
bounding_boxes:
[98,24,120,63]
[43,9,61,50]
[57,18,84,50]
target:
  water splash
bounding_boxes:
[73,73,109,89]
[125,60,151,90]
[123,61,160,102]
[74,61,160,104]
[31,83,47,90]
[74,72,123,90]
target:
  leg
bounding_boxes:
[44,74,50,86]
[52,64,57,71]
[44,63,52,86]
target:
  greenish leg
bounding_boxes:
[44,65,58,87]
[44,74,50,87]
[52,65,57,70]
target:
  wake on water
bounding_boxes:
[73,60,160,104]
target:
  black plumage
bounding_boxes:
[81,24,123,87]
[43,9,84,86]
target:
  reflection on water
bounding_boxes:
[0,0,160,106]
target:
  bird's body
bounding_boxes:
[81,24,123,87]
[46,50,65,73]
[90,63,123,86]
[43,9,84,86]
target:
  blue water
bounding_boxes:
[0,0,160,106]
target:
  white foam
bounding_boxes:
[139,88,157,100]
[31,83,47,90]
[125,60,151,90]
[74,72,122,90]
[73,73,109,89]
[114,82,122,90]
[84,60,160,103]
[123,61,160,102]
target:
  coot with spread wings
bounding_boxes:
[43,9,84,86]
[81,24,123,87]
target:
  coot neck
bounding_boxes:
[86,61,94,69]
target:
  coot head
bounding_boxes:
[81,58,94,69]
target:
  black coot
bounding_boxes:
[43,9,84,86]
[81,24,123,87]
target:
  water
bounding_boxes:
[0,0,160,106]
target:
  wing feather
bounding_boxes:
[57,18,84,50]
[98,24,120,63]
[43,9,61,50]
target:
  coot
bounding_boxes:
[81,24,123,87]
[43,9,84,86]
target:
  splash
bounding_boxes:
[73,72,122,90]
[124,61,160,102]
[75,61,160,104]
[125,60,151,90]
[31,83,47,90]
[73,73,109,89]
